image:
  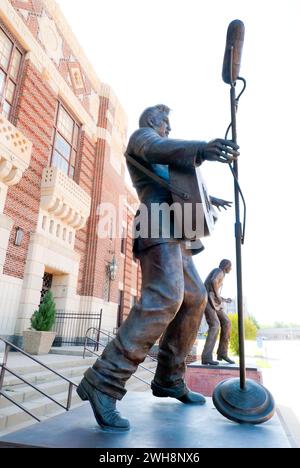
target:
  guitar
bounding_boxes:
[125,153,218,241]
[170,166,218,240]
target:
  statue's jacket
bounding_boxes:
[205,268,225,311]
[125,127,206,256]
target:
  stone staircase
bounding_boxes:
[0,352,156,437]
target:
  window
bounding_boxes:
[121,227,126,254]
[0,25,23,121]
[40,273,53,305]
[51,102,80,179]
[117,290,124,327]
[130,296,137,309]
[133,252,139,264]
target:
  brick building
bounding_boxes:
[0,0,140,345]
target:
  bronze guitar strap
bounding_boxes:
[125,154,191,201]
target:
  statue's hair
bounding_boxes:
[139,104,171,128]
[219,259,232,270]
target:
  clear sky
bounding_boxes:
[57,0,300,325]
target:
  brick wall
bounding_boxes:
[1,2,141,326]
[75,132,96,295]
[3,60,57,278]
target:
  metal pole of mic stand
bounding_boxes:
[230,83,246,390]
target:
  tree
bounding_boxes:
[31,291,56,332]
[228,313,258,356]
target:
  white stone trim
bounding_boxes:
[126,200,138,216]
[40,167,91,231]
[109,153,122,176]
[0,182,8,214]
[0,114,33,211]
[43,0,104,95]
[15,231,81,334]
[97,127,112,144]
[37,209,77,250]
[0,274,23,335]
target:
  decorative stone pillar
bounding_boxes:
[15,167,91,337]
[0,213,14,275]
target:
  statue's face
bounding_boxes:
[225,263,232,274]
[150,111,171,138]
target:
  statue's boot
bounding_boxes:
[77,378,130,432]
[151,381,206,405]
[201,359,219,366]
[217,355,236,365]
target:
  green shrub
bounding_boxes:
[31,291,56,332]
[228,313,258,356]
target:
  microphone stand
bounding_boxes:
[231,80,246,390]
[212,46,275,425]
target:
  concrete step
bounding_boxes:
[2,355,96,378]
[50,347,104,357]
[1,363,155,409]
[3,363,91,388]
[0,355,157,435]
[0,389,84,433]
[0,374,83,409]
[3,355,156,386]
[0,372,152,435]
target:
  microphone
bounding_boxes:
[222,19,245,84]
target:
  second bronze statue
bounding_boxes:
[202,260,236,366]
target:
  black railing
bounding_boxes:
[52,310,102,347]
[83,328,157,386]
[0,337,78,423]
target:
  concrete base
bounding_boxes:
[0,393,290,448]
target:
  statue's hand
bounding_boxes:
[210,196,232,211]
[225,298,233,304]
[203,139,239,164]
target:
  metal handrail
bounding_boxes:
[0,336,78,423]
[83,328,157,386]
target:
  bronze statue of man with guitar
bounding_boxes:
[202,259,236,366]
[77,104,239,432]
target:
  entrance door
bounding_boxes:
[40,272,53,304]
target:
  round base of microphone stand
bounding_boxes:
[212,378,275,425]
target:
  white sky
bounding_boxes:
[57,0,300,325]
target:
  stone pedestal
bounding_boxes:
[0,393,290,448]
[186,362,263,397]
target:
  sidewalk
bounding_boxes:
[260,340,300,448]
